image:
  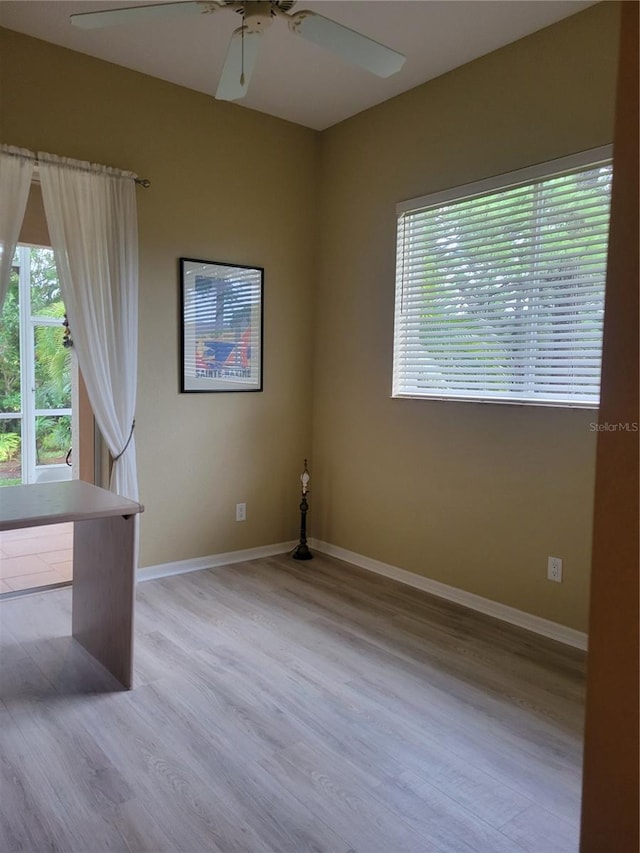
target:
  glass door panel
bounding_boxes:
[34,323,72,410]
[0,274,22,485]
[0,245,74,486]
[0,418,22,486]
[35,414,72,468]
[29,250,63,315]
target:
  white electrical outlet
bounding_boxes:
[547,556,563,583]
[235,502,246,522]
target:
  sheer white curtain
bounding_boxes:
[0,145,34,308]
[39,153,139,500]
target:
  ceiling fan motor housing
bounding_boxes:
[239,1,274,33]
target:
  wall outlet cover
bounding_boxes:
[547,556,563,582]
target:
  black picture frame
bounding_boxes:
[180,257,264,393]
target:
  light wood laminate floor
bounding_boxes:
[0,553,585,853]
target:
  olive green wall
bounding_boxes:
[312,1,620,632]
[0,2,620,630]
[1,27,319,567]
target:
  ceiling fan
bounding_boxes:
[70,1,406,102]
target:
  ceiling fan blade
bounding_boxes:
[70,1,212,30]
[288,11,405,78]
[216,27,262,101]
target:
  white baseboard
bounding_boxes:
[309,538,588,651]
[137,540,297,583]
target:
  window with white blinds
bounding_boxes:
[393,147,613,407]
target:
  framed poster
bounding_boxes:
[180,257,263,393]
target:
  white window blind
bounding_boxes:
[393,148,613,407]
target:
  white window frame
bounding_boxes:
[392,145,613,408]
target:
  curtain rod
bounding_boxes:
[3,148,151,187]
[33,156,152,188]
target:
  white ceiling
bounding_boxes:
[0,0,596,130]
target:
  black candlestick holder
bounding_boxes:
[292,491,312,560]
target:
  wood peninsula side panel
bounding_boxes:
[72,513,138,689]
